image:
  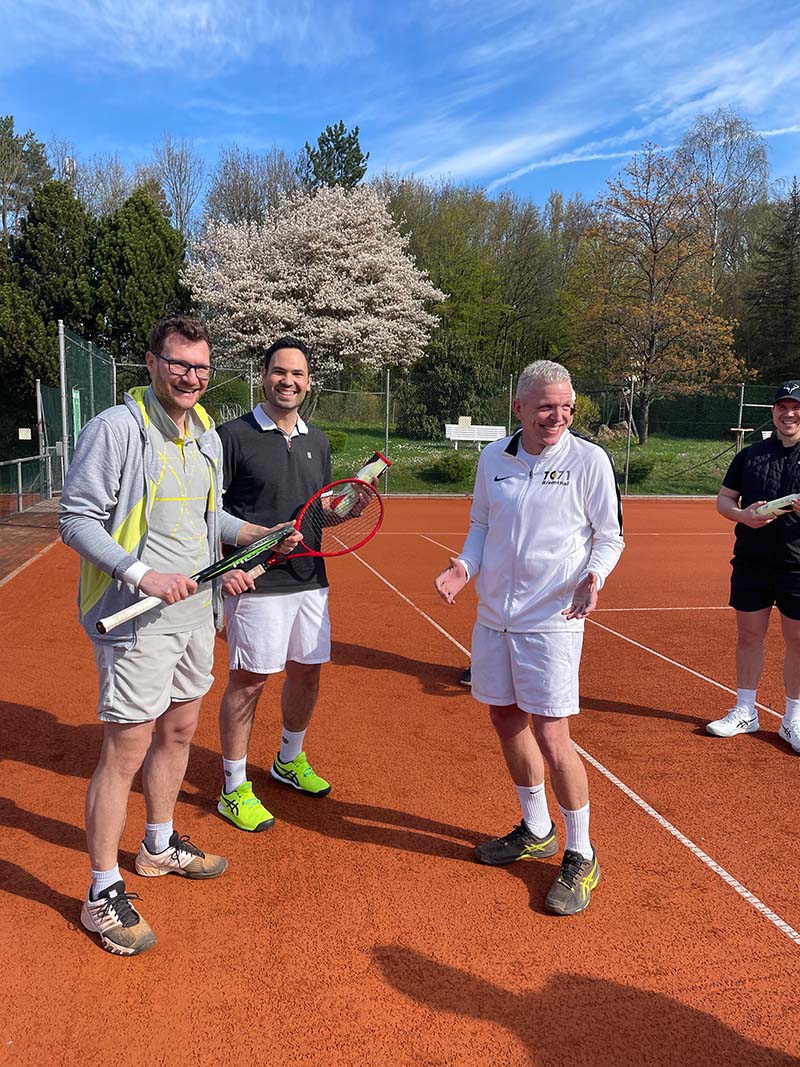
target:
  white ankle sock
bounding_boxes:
[145,821,173,854]
[514,782,551,837]
[784,697,800,724]
[736,689,757,714]
[559,802,592,860]
[223,756,247,793]
[91,865,122,899]
[279,728,306,763]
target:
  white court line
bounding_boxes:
[350,550,470,657]
[0,539,58,589]
[576,743,800,946]
[587,618,780,719]
[353,542,798,947]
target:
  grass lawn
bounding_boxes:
[319,422,743,496]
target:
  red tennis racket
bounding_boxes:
[245,477,383,581]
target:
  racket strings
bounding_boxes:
[300,481,382,557]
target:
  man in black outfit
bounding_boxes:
[215,337,334,833]
[707,380,800,753]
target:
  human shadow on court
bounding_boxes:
[330,640,470,696]
[373,946,799,1067]
[0,700,101,781]
[0,857,89,938]
[580,694,706,727]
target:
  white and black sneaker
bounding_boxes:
[706,707,759,737]
[80,880,156,956]
[778,720,800,753]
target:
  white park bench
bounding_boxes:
[445,423,507,450]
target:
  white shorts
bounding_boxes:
[224,587,331,674]
[470,622,583,717]
[92,620,216,724]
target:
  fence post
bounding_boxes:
[624,376,636,496]
[384,367,391,493]
[58,320,70,476]
[737,383,745,430]
[16,460,23,513]
[88,341,95,418]
[249,360,254,410]
[35,378,44,454]
[507,374,513,433]
[45,451,53,499]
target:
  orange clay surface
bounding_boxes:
[1,497,799,1067]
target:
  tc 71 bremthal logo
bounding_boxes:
[542,469,570,486]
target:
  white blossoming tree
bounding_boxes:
[185,184,445,383]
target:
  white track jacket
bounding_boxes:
[458,429,624,633]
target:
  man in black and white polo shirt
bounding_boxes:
[434,359,624,915]
[216,337,333,833]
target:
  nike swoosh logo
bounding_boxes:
[494,475,514,481]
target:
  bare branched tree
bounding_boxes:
[152,132,204,235]
[205,144,297,226]
[75,152,132,217]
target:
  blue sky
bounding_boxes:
[3,0,800,207]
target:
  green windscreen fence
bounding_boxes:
[40,329,116,463]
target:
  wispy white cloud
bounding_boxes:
[0,0,369,75]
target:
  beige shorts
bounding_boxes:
[92,620,216,724]
[223,587,331,674]
[470,622,583,717]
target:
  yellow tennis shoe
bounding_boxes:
[270,751,331,796]
[217,781,275,832]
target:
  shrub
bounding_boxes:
[623,448,655,484]
[420,449,476,485]
[572,393,602,434]
[326,429,347,454]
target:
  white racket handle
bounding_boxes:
[96,595,165,634]
[755,493,800,516]
[96,557,271,634]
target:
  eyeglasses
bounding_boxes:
[153,353,216,382]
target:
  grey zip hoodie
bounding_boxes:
[59,387,245,646]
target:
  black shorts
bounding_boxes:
[730,559,800,619]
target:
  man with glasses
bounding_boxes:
[60,314,295,956]
[707,380,800,752]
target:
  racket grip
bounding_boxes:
[96,595,163,634]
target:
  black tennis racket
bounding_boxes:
[96,522,297,634]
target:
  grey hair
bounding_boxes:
[515,359,576,402]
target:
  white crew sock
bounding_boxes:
[91,865,122,899]
[559,802,593,860]
[736,688,757,714]
[144,821,173,854]
[222,756,248,793]
[514,782,551,838]
[784,696,800,725]
[279,728,307,763]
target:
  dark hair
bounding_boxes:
[149,314,212,355]
[263,335,310,371]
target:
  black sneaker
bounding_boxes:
[459,668,472,686]
[545,849,600,915]
[80,880,157,956]
[475,821,558,865]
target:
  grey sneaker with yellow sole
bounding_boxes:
[475,820,558,865]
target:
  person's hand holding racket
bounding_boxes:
[562,572,599,620]
[434,558,469,604]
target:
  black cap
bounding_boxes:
[773,381,800,403]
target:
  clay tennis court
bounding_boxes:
[1,496,799,1066]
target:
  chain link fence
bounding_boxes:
[18,322,788,503]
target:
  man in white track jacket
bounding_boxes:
[435,359,624,916]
